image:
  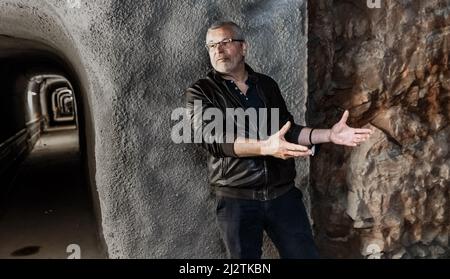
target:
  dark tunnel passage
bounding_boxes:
[0,36,105,258]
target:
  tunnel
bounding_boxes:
[0,35,106,258]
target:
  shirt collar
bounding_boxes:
[209,63,259,84]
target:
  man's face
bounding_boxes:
[206,27,247,74]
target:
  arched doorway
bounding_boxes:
[0,35,106,258]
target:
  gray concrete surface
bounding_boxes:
[0,0,308,258]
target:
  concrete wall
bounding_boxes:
[0,65,27,144]
[0,63,43,183]
[0,0,308,258]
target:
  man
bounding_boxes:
[185,21,373,259]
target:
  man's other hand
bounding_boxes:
[261,121,312,160]
[330,110,374,147]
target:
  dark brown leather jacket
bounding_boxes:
[185,65,304,200]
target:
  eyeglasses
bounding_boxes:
[205,38,245,51]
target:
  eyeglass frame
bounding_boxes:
[205,38,245,51]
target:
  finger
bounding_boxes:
[353,138,366,143]
[284,142,309,152]
[286,150,312,156]
[339,110,349,124]
[354,128,373,134]
[353,135,368,141]
[284,151,312,158]
[278,121,291,137]
[359,135,371,142]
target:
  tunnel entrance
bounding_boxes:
[0,36,105,258]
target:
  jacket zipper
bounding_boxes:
[255,83,269,200]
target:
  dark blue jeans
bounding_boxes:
[215,187,319,259]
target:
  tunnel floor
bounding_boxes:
[0,128,105,258]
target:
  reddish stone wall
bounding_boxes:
[308,0,450,258]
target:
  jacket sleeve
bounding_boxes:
[185,84,238,158]
[272,81,305,144]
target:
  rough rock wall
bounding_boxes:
[0,0,308,258]
[308,0,450,258]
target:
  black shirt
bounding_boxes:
[224,78,266,140]
[224,79,265,109]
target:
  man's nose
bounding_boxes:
[216,43,225,52]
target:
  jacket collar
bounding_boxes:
[208,63,259,84]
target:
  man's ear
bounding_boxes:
[242,41,248,56]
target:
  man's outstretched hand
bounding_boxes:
[330,110,373,147]
[261,121,312,159]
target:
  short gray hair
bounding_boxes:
[207,21,245,40]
